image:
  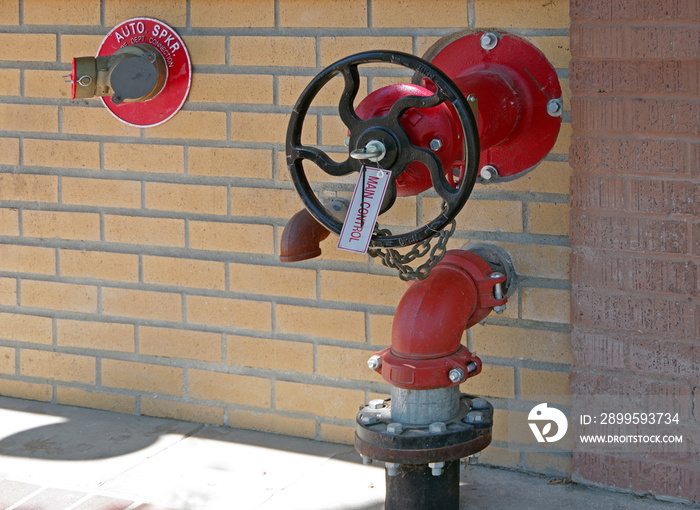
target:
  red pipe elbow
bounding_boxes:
[391,260,479,360]
[280,208,330,262]
[372,250,507,390]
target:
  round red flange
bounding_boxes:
[97,17,191,127]
[422,31,562,181]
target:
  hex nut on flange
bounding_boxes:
[480,32,499,50]
[429,461,446,476]
[368,399,386,410]
[386,422,403,435]
[464,411,484,424]
[471,397,490,410]
[429,422,447,434]
[359,412,379,425]
[448,367,465,384]
[386,462,400,476]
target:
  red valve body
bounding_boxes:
[354,83,463,197]
[354,32,561,185]
[371,250,506,390]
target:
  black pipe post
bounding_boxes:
[385,460,460,510]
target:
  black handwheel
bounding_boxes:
[286,50,479,249]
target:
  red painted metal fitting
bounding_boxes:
[354,83,464,197]
[423,32,562,180]
[371,250,507,390]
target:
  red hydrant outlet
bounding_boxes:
[369,250,507,390]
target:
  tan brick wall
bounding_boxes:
[0,0,571,477]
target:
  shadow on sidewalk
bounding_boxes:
[0,396,357,463]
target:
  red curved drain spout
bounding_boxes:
[370,250,507,390]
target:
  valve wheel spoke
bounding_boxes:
[405,144,460,206]
[338,64,362,132]
[291,145,357,177]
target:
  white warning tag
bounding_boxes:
[337,167,392,254]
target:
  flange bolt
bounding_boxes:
[367,355,382,371]
[479,165,498,181]
[429,461,446,477]
[367,399,385,410]
[386,422,403,435]
[464,411,484,424]
[429,422,447,434]
[480,32,499,51]
[429,138,443,151]
[547,98,563,117]
[471,397,489,410]
[359,412,379,425]
[448,367,465,384]
[386,462,400,477]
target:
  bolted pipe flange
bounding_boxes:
[355,394,493,465]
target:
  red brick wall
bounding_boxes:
[569,0,699,502]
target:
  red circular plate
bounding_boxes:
[426,32,562,180]
[97,17,191,127]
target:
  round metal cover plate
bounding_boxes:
[97,17,191,127]
[423,31,562,180]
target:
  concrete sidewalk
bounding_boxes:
[0,396,693,510]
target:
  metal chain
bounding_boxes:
[368,216,456,281]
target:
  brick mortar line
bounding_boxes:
[0,231,572,268]
[482,317,572,334]
[0,167,574,204]
[0,239,398,274]
[571,208,700,221]
[569,20,700,28]
[0,317,571,357]
[0,134,573,155]
[568,366,700,389]
[570,206,700,222]
[570,91,700,100]
[0,25,570,36]
[570,285,700,302]
[478,356,572,373]
[569,167,700,181]
[0,297,399,324]
[2,271,571,309]
[0,166,303,188]
[0,365,393,395]
[570,285,699,302]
